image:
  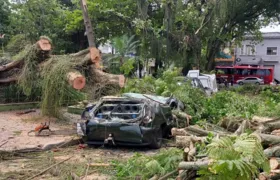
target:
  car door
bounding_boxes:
[244,78,250,84]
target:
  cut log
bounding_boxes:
[0,77,17,83]
[37,38,52,51]
[0,37,52,73]
[67,71,86,90]
[185,126,216,136]
[0,60,24,72]
[172,110,192,127]
[187,140,196,161]
[264,146,280,158]
[183,147,190,161]
[175,136,205,148]
[270,157,280,170]
[253,133,280,146]
[259,172,269,180]
[178,161,209,170]
[171,128,190,136]
[261,121,280,134]
[235,120,250,135]
[91,65,125,88]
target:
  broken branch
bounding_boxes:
[26,156,72,180]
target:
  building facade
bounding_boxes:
[235,32,280,82]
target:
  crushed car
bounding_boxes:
[77,93,184,149]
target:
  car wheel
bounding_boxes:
[238,82,244,85]
[255,82,260,85]
[150,127,163,149]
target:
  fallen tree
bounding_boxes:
[0,36,124,116]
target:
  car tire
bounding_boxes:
[238,82,244,85]
[255,82,260,85]
[150,127,163,149]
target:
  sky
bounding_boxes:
[260,24,280,32]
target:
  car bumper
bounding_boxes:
[77,121,158,146]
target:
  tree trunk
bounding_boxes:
[206,40,222,71]
[80,0,95,48]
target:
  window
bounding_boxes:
[241,45,256,55]
[256,69,265,76]
[245,78,257,80]
[267,47,277,55]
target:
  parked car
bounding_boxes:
[77,93,184,149]
[237,77,264,85]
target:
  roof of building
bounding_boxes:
[245,32,280,39]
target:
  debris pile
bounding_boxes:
[171,117,280,179]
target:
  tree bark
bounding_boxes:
[175,136,205,148]
[171,128,190,136]
[80,0,95,48]
[178,161,209,170]
[206,40,222,71]
[254,133,280,147]
[264,146,280,158]
[235,120,250,135]
[261,121,280,134]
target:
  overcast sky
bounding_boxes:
[260,24,280,32]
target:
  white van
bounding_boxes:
[187,70,218,95]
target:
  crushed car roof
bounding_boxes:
[122,93,170,104]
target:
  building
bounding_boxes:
[235,32,280,82]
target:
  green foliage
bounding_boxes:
[40,56,86,117]
[124,68,280,123]
[120,58,135,76]
[198,134,269,180]
[65,0,137,45]
[8,0,73,53]
[0,0,10,33]
[113,148,182,179]
[18,44,41,96]
[202,91,258,123]
[6,34,30,57]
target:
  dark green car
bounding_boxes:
[77,93,183,149]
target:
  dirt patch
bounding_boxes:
[0,110,80,152]
[0,145,161,180]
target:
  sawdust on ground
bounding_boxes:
[0,110,80,151]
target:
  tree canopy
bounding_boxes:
[1,0,280,71]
